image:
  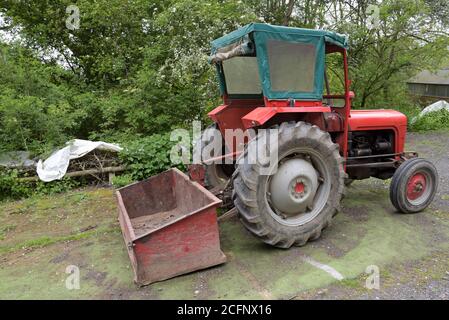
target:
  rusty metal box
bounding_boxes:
[116,168,226,286]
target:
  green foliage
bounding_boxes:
[410,109,449,132]
[0,0,254,153]
[0,169,81,201]
[0,0,448,200]
[245,0,449,110]
[34,177,81,195]
[0,224,16,240]
[111,174,135,188]
[119,133,186,181]
[331,0,449,110]
[1,0,154,85]
[0,44,76,155]
[0,0,447,150]
[0,170,31,199]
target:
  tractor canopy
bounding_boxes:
[210,23,349,101]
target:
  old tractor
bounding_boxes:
[193,23,438,249]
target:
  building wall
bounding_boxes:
[407,83,449,98]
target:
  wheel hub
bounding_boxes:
[407,173,427,201]
[294,181,305,194]
[269,158,319,215]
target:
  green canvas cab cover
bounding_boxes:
[210,23,349,101]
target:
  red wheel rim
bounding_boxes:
[407,173,427,201]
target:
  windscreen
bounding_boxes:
[267,40,316,93]
[222,56,262,95]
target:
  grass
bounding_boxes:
[339,278,363,289]
[0,226,120,254]
[0,224,16,240]
[0,187,118,251]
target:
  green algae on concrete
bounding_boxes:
[0,188,117,249]
[0,240,106,299]
[1,176,448,299]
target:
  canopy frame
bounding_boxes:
[210,23,349,101]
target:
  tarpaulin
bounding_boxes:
[36,139,122,182]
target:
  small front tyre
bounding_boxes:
[389,158,438,213]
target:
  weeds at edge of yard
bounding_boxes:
[0,224,17,240]
[339,278,363,289]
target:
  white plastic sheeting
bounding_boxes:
[36,139,122,182]
[419,100,449,117]
[411,100,449,124]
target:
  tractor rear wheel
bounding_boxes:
[197,124,234,189]
[390,158,438,213]
[233,121,345,248]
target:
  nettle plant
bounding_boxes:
[119,133,187,181]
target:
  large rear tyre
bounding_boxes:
[389,158,438,213]
[233,121,345,249]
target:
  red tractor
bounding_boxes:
[194,23,438,248]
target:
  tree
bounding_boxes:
[0,0,448,155]
[0,0,162,85]
[245,0,449,108]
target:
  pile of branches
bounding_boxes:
[5,150,125,184]
[65,149,124,184]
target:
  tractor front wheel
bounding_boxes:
[233,121,345,248]
[390,158,438,213]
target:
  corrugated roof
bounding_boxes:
[407,68,449,85]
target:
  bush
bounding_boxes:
[0,131,191,200]
[0,169,81,201]
[111,174,135,188]
[410,109,449,131]
[0,95,71,156]
[119,133,187,181]
[34,177,81,196]
[0,170,32,200]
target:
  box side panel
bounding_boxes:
[120,170,177,219]
[133,207,226,286]
[172,170,210,215]
[117,201,139,283]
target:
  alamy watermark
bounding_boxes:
[169,121,279,175]
[66,5,80,31]
[365,265,380,290]
[366,4,380,30]
[0,47,7,63]
[65,265,80,290]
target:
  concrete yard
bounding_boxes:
[0,131,448,299]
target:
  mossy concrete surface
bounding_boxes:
[0,132,448,299]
